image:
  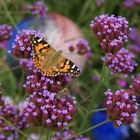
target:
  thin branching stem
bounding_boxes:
[76,119,109,138]
[0,115,32,139]
[1,0,18,30]
[0,66,20,74]
[89,108,107,114]
[79,58,106,131]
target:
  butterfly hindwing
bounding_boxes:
[29,35,80,77]
[59,58,80,77]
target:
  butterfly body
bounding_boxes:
[56,88,70,99]
[30,35,80,77]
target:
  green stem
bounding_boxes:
[48,131,53,140]
[0,115,31,139]
[89,108,107,114]
[79,59,106,131]
[46,130,49,140]
[1,0,18,30]
[77,119,109,137]
[78,0,92,22]
[19,70,25,95]
[0,66,20,74]
[90,60,106,103]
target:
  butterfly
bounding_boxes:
[56,88,70,99]
[29,35,81,77]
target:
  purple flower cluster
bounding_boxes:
[24,91,77,130]
[106,48,137,74]
[19,58,34,71]
[117,79,127,88]
[96,0,105,7]
[128,44,140,58]
[130,107,140,133]
[68,38,92,58]
[55,128,90,140]
[11,29,77,130]
[24,70,71,93]
[129,28,140,45]
[130,74,140,96]
[128,28,140,58]
[105,89,138,127]
[90,15,129,53]
[23,70,76,130]
[27,1,48,17]
[12,30,43,58]
[0,94,28,140]
[124,0,140,9]
[0,24,12,42]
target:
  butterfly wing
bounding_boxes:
[30,35,57,75]
[29,35,80,77]
[58,57,80,77]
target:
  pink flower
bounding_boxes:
[0,24,12,42]
[19,58,34,71]
[90,15,129,53]
[23,91,77,130]
[68,38,93,58]
[105,89,138,127]
[55,128,91,140]
[106,48,137,74]
[24,70,71,93]
[130,74,140,96]
[28,1,48,17]
[0,94,28,139]
[118,79,127,88]
[12,30,44,58]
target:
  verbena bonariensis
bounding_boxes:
[0,94,28,140]
[105,89,138,127]
[0,24,12,42]
[90,14,129,53]
[23,90,77,130]
[106,48,137,75]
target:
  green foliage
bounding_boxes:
[0,60,17,97]
[0,0,140,139]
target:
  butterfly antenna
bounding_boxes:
[64,37,79,43]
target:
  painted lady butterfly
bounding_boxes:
[29,35,80,77]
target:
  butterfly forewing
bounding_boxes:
[29,35,81,77]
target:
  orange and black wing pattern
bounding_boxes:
[29,35,80,77]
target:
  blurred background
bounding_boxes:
[0,0,140,140]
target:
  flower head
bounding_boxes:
[24,70,71,94]
[118,79,127,88]
[0,94,28,140]
[0,24,12,42]
[128,28,140,45]
[55,128,90,140]
[12,30,43,58]
[128,44,140,58]
[90,15,129,53]
[134,0,140,4]
[28,1,48,17]
[106,48,137,74]
[20,58,34,71]
[23,91,77,130]
[105,89,138,127]
[124,0,135,9]
[130,107,140,133]
[130,74,140,96]
[68,38,93,58]
[96,0,105,7]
